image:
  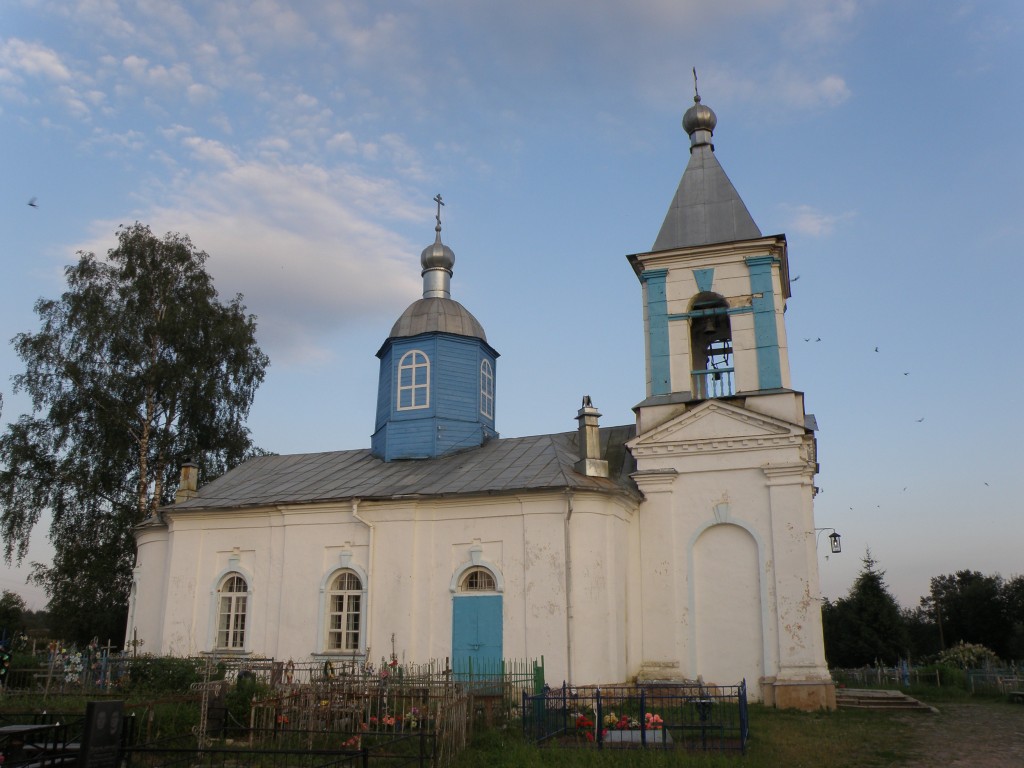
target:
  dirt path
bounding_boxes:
[897,702,1024,767]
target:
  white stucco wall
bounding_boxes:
[134,489,637,686]
[629,394,830,701]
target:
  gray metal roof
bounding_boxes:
[388,297,487,342]
[652,106,761,251]
[167,425,638,513]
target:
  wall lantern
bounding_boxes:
[828,530,842,554]
[814,527,842,554]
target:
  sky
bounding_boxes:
[1,0,1022,613]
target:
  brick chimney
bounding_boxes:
[574,396,609,478]
[174,462,199,503]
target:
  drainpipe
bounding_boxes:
[351,498,374,655]
[564,491,575,685]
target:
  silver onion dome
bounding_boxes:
[683,93,716,150]
[421,227,455,272]
[388,195,487,342]
[421,195,455,299]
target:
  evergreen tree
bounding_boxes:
[0,224,268,644]
[823,550,908,667]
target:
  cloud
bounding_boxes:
[121,55,194,91]
[781,204,855,237]
[73,145,424,365]
[186,83,217,105]
[782,0,860,47]
[327,131,358,154]
[780,73,851,109]
[181,136,239,168]
[0,38,73,82]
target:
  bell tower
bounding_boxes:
[629,88,794,434]
[626,84,834,710]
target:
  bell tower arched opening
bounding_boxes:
[689,292,733,399]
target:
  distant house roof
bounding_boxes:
[165,425,639,514]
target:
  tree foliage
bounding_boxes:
[0,590,26,634]
[926,570,1013,660]
[0,223,268,644]
[824,561,1024,667]
[822,550,908,667]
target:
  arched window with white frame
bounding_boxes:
[397,350,430,410]
[216,573,249,650]
[479,359,494,419]
[326,570,363,652]
[459,566,497,592]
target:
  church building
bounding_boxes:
[128,93,836,710]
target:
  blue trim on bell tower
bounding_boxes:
[643,269,671,396]
[746,256,783,390]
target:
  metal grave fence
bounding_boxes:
[522,681,748,754]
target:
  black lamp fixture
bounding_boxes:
[814,527,842,554]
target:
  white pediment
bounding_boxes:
[628,400,805,456]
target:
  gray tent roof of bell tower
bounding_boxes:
[652,95,761,251]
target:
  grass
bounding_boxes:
[450,704,916,768]
[10,686,1012,766]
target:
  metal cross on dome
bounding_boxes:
[433,193,444,227]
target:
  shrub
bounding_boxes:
[224,673,271,732]
[125,656,204,693]
[936,642,999,670]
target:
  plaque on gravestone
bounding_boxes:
[78,700,124,768]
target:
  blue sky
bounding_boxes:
[1,1,1022,613]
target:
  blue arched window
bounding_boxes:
[397,350,430,410]
[480,359,494,419]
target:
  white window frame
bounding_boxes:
[326,571,363,652]
[459,567,497,592]
[316,562,369,656]
[449,546,505,595]
[479,359,494,419]
[216,573,250,651]
[397,350,430,411]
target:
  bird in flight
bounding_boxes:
[874,346,879,352]
[27,197,38,207]
[915,417,925,422]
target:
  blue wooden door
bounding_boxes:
[452,595,502,674]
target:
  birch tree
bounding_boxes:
[0,223,268,643]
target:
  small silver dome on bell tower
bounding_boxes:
[421,193,455,299]
[682,68,716,151]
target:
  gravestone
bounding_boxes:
[78,700,124,768]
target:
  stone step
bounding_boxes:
[835,688,938,713]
